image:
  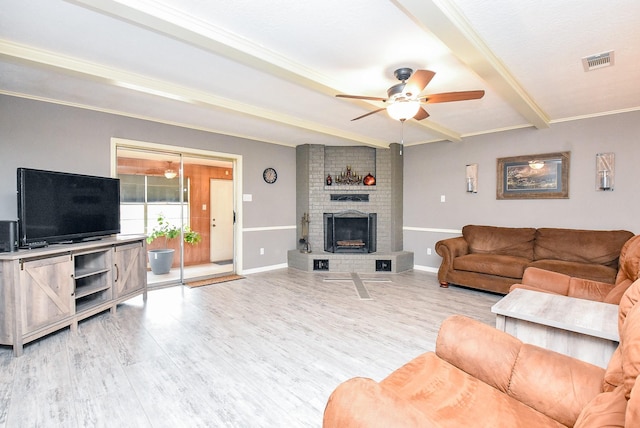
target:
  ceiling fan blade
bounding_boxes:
[413,107,430,121]
[403,70,435,96]
[336,94,388,101]
[421,90,485,104]
[351,107,387,121]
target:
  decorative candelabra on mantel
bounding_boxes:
[327,165,376,187]
[335,165,362,185]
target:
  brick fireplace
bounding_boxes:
[288,143,413,273]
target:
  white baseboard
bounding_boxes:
[240,263,289,275]
[412,265,439,274]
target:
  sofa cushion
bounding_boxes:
[528,259,617,284]
[380,352,566,428]
[534,228,633,268]
[322,377,433,427]
[509,344,605,427]
[463,225,536,260]
[454,253,530,279]
[574,386,627,428]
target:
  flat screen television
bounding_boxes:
[17,168,121,247]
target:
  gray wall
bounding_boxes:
[0,95,296,271]
[3,95,638,273]
[403,110,640,271]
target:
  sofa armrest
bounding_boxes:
[435,315,605,427]
[435,237,468,284]
[323,377,442,427]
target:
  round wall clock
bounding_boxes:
[263,167,277,184]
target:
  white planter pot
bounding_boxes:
[148,249,175,275]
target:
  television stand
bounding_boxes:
[0,235,147,357]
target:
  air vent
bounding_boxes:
[582,51,615,71]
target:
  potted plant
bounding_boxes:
[146,213,201,274]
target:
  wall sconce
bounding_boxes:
[596,153,614,191]
[466,163,478,193]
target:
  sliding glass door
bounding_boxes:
[116,146,235,288]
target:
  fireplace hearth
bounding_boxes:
[324,211,376,253]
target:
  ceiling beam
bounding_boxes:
[66,0,464,142]
[0,39,388,148]
[394,0,550,129]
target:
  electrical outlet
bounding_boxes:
[427,248,432,255]
[440,194,446,202]
[259,248,264,255]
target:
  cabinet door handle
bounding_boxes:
[114,264,119,282]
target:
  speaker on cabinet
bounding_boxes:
[0,221,18,252]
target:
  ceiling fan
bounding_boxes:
[336,67,485,122]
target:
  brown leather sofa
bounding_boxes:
[510,235,640,304]
[323,278,640,427]
[435,225,634,294]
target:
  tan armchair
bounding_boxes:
[511,235,640,304]
[323,278,640,427]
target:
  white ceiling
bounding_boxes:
[1,0,639,148]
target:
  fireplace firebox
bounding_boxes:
[324,211,376,253]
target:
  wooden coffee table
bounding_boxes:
[491,288,619,368]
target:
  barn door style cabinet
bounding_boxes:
[0,235,147,356]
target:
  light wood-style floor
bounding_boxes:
[0,269,502,428]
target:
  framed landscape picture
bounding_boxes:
[496,151,570,199]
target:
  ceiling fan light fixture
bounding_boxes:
[164,161,178,179]
[387,100,420,121]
